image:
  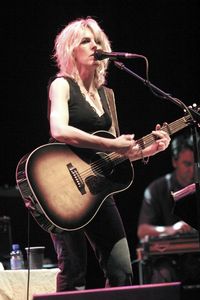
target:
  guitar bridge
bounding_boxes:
[67,163,86,195]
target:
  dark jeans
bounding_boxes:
[50,197,133,291]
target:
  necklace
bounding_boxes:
[75,78,104,116]
[88,91,96,101]
[81,89,104,117]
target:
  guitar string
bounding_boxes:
[79,118,189,179]
[137,117,189,149]
[79,153,124,180]
[78,118,189,180]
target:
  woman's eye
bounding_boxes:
[80,38,101,45]
[81,38,90,44]
[95,39,101,45]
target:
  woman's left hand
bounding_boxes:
[146,124,171,156]
[125,124,171,161]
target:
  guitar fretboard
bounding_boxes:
[107,114,191,165]
[137,115,190,149]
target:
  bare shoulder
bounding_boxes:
[50,77,69,90]
[49,77,70,102]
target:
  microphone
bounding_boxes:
[94,49,141,60]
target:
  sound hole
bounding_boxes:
[91,152,114,177]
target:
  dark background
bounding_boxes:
[0,0,199,287]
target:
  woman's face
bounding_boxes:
[73,27,102,69]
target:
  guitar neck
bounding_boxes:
[137,114,191,150]
[109,114,191,164]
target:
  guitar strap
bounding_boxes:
[103,87,120,137]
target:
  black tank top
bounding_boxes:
[48,76,112,134]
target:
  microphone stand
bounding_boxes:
[114,60,200,234]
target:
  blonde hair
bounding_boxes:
[53,17,112,88]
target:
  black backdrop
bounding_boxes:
[1,0,199,287]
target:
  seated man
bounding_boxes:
[137,132,200,284]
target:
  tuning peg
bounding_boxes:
[192,103,197,109]
[188,103,199,111]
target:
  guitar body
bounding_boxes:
[16,112,192,232]
[16,131,134,232]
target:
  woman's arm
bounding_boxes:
[49,77,135,153]
[49,77,170,159]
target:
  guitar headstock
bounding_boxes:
[184,103,200,113]
[188,103,199,111]
[183,103,200,127]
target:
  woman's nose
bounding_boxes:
[91,39,98,48]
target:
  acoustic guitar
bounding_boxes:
[16,114,191,233]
